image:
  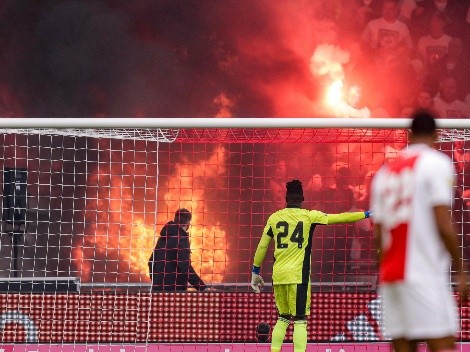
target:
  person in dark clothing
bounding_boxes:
[148,208,207,292]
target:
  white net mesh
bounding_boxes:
[0,120,468,348]
[0,128,179,142]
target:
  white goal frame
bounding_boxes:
[0,118,469,349]
[1,118,469,145]
[1,117,470,129]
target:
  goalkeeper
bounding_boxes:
[250,179,370,352]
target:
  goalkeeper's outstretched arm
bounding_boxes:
[326,211,370,224]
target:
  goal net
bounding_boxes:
[0,118,468,350]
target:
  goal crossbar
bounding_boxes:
[1,118,470,129]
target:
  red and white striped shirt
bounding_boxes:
[371,144,455,284]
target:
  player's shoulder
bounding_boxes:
[420,148,452,168]
[306,209,328,223]
[307,209,325,216]
[267,210,281,222]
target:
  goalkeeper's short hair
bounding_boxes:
[286,179,304,203]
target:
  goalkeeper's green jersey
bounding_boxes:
[253,207,366,285]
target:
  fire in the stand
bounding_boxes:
[73,144,228,284]
[72,246,91,282]
[75,175,157,283]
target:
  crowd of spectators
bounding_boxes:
[1,0,468,119]
[322,0,470,118]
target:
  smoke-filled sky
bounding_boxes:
[0,0,338,117]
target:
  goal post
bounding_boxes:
[0,118,468,348]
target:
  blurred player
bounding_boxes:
[371,109,469,352]
[250,179,370,352]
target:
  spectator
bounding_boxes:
[337,0,380,37]
[433,77,470,118]
[418,0,467,38]
[417,88,435,109]
[335,0,363,36]
[349,168,376,271]
[373,43,421,116]
[305,173,324,210]
[362,0,413,52]
[358,0,382,19]
[409,0,434,43]
[148,208,207,292]
[256,322,271,342]
[399,0,418,23]
[435,0,467,37]
[417,12,452,66]
[323,166,355,213]
[321,166,357,276]
[426,38,470,101]
[355,169,375,209]
[401,86,440,117]
[355,0,383,30]
[334,85,371,118]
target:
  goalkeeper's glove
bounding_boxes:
[251,266,264,293]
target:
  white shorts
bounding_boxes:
[380,282,459,339]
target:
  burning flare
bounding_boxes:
[310,44,350,113]
[326,79,344,107]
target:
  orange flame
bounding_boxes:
[72,143,159,283]
[75,175,157,283]
[72,246,91,282]
[73,145,228,284]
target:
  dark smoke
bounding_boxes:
[1,0,187,116]
[0,0,320,117]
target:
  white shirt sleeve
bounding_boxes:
[426,154,455,207]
